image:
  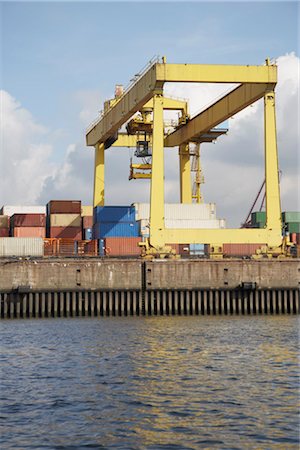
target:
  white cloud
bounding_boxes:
[0,90,55,205]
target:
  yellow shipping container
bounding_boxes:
[49,214,81,227]
[81,205,93,217]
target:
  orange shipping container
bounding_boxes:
[12,227,45,238]
[48,227,82,240]
[223,243,263,256]
[83,216,93,229]
[104,237,141,256]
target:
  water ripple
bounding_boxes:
[0,315,299,449]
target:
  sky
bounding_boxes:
[0,0,299,226]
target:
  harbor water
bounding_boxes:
[0,316,299,449]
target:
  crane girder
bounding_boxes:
[164,82,276,147]
[86,62,276,147]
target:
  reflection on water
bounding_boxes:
[0,316,299,449]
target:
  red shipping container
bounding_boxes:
[104,237,141,256]
[0,228,9,237]
[47,200,81,214]
[48,226,82,240]
[11,213,46,227]
[83,216,93,229]
[223,243,263,256]
[12,227,45,238]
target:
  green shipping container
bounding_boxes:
[252,222,265,229]
[282,211,300,223]
[251,211,266,224]
[286,222,300,233]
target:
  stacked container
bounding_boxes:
[282,211,300,244]
[94,206,140,256]
[81,205,93,241]
[0,215,9,237]
[47,200,82,240]
[93,206,139,239]
[134,203,225,238]
[10,213,46,238]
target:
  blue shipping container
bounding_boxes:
[190,243,204,255]
[93,221,140,239]
[93,206,136,224]
[190,243,204,251]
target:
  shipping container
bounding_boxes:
[179,244,190,255]
[0,215,9,228]
[82,216,93,229]
[0,229,9,237]
[104,237,141,256]
[251,222,265,229]
[0,237,44,257]
[84,228,93,240]
[138,218,225,233]
[189,243,205,255]
[282,211,300,223]
[223,243,263,256]
[10,213,46,227]
[133,203,216,221]
[48,227,82,240]
[48,213,81,227]
[251,211,266,224]
[94,206,136,224]
[285,222,300,233]
[47,200,81,214]
[93,221,140,239]
[12,227,45,238]
[81,205,93,217]
[0,205,46,216]
[165,219,226,229]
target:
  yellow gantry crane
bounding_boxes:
[86,56,283,258]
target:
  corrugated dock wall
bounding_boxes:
[0,258,299,318]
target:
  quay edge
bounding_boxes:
[0,258,299,318]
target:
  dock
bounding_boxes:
[1,258,299,318]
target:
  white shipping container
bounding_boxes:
[49,214,81,227]
[165,219,226,229]
[0,205,46,216]
[133,203,216,221]
[0,238,44,257]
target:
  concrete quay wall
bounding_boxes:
[0,258,299,292]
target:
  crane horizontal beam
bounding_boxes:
[162,227,282,247]
[156,63,277,84]
[164,82,276,147]
[86,62,276,147]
